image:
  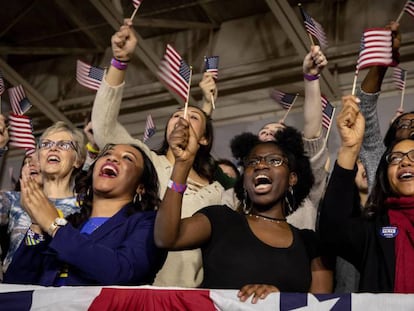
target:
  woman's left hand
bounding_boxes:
[20,177,59,232]
[237,284,280,304]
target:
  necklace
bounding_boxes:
[248,213,287,224]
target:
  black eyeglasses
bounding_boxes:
[386,150,414,165]
[39,140,77,151]
[243,154,287,168]
[396,119,414,129]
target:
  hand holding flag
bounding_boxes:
[351,28,393,95]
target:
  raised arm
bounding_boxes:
[154,117,211,249]
[91,19,143,150]
[302,45,327,139]
[358,21,400,190]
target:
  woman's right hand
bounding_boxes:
[169,117,199,164]
[111,19,137,62]
[237,284,280,304]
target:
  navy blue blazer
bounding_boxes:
[4,203,167,286]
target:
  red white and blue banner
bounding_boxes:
[2,285,414,310]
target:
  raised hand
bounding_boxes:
[111,19,138,62]
[303,45,327,76]
[169,117,199,164]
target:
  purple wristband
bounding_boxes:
[111,58,128,70]
[167,179,187,194]
[304,73,320,81]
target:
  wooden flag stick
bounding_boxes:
[280,94,298,123]
[399,71,407,110]
[396,0,408,23]
[183,66,193,120]
[130,3,142,20]
[210,93,215,110]
[324,107,336,147]
[351,69,359,95]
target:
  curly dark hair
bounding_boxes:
[154,105,216,183]
[68,144,160,228]
[232,126,314,215]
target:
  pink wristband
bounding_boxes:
[111,58,128,70]
[304,73,320,81]
[167,179,187,194]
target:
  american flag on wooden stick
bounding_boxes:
[270,89,297,110]
[143,114,156,143]
[204,56,219,79]
[321,96,335,130]
[356,28,393,70]
[393,67,407,91]
[76,60,104,91]
[158,44,192,103]
[299,6,328,49]
[8,113,36,151]
[7,85,32,115]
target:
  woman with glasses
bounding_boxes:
[155,118,332,302]
[320,95,414,293]
[0,121,86,274]
[4,143,167,286]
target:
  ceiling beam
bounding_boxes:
[0,58,74,126]
[89,0,197,105]
[133,18,213,30]
[53,0,108,50]
[0,47,104,56]
[265,0,341,99]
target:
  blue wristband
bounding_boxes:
[304,73,320,81]
[167,179,187,194]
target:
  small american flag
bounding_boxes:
[76,60,104,91]
[8,85,32,115]
[357,28,393,70]
[8,113,36,150]
[321,96,335,130]
[204,56,219,79]
[270,89,297,110]
[132,0,142,9]
[143,114,156,143]
[393,67,407,91]
[404,0,414,18]
[299,6,328,50]
[0,70,5,96]
[158,44,192,103]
